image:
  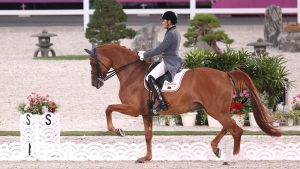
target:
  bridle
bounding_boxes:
[85,47,140,82]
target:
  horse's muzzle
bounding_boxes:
[97,78,104,89]
[92,78,104,89]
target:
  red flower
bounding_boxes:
[230,102,245,115]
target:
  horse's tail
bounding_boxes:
[228,70,282,137]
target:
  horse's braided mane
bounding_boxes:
[100,43,137,57]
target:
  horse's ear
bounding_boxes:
[84,49,95,57]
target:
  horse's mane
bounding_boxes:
[98,43,150,70]
[99,43,137,58]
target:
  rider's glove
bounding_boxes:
[138,51,145,61]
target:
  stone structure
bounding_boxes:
[264,5,283,47]
[247,38,273,55]
[131,24,159,52]
[277,23,300,52]
[278,32,300,52]
[31,30,57,57]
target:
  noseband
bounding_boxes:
[85,47,140,82]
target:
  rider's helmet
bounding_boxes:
[162,11,177,24]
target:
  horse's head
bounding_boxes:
[85,45,112,89]
[86,44,146,89]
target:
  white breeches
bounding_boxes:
[146,61,167,81]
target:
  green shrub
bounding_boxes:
[184,14,233,53]
[85,0,136,44]
[183,48,291,108]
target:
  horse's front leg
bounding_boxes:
[136,116,153,163]
[105,104,139,136]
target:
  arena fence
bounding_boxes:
[0,141,299,161]
[0,0,299,30]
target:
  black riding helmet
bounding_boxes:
[162,11,177,24]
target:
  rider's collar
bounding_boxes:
[166,25,176,33]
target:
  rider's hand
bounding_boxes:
[138,51,145,61]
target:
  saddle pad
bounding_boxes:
[144,69,189,92]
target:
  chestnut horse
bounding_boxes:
[87,44,281,163]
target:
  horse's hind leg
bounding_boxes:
[211,127,228,158]
[210,115,243,160]
[136,116,153,163]
[105,104,139,136]
[229,122,243,156]
[218,116,243,161]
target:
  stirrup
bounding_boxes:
[147,99,159,116]
[157,102,168,111]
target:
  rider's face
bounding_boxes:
[162,19,171,29]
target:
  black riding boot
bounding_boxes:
[148,75,168,111]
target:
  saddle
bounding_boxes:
[144,62,188,92]
[145,62,188,116]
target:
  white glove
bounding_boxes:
[138,51,145,61]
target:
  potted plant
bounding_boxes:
[283,111,296,126]
[196,109,208,126]
[294,111,300,125]
[229,90,251,127]
[153,116,166,126]
[207,114,222,127]
[164,115,178,126]
[271,111,287,126]
[18,92,60,145]
[180,112,197,127]
[270,110,298,126]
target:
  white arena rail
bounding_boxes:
[0,141,299,161]
[0,0,299,30]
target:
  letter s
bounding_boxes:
[26,114,31,125]
[45,114,52,125]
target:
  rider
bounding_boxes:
[138,11,183,111]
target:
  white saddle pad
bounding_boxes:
[144,69,189,92]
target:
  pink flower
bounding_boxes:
[18,93,58,114]
[291,93,300,111]
[230,90,251,115]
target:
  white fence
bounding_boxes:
[0,0,299,30]
[0,141,300,161]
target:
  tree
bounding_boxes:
[85,0,136,44]
[184,14,233,53]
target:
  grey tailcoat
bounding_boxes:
[143,26,183,80]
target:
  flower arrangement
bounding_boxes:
[18,93,58,115]
[290,94,300,125]
[230,90,251,116]
[291,93,300,111]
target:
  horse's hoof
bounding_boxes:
[223,160,237,166]
[214,148,221,158]
[223,162,229,165]
[135,159,144,163]
[115,128,125,137]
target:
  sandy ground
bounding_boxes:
[0,23,300,132]
[0,161,299,169]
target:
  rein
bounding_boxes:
[101,59,140,81]
[85,46,140,82]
